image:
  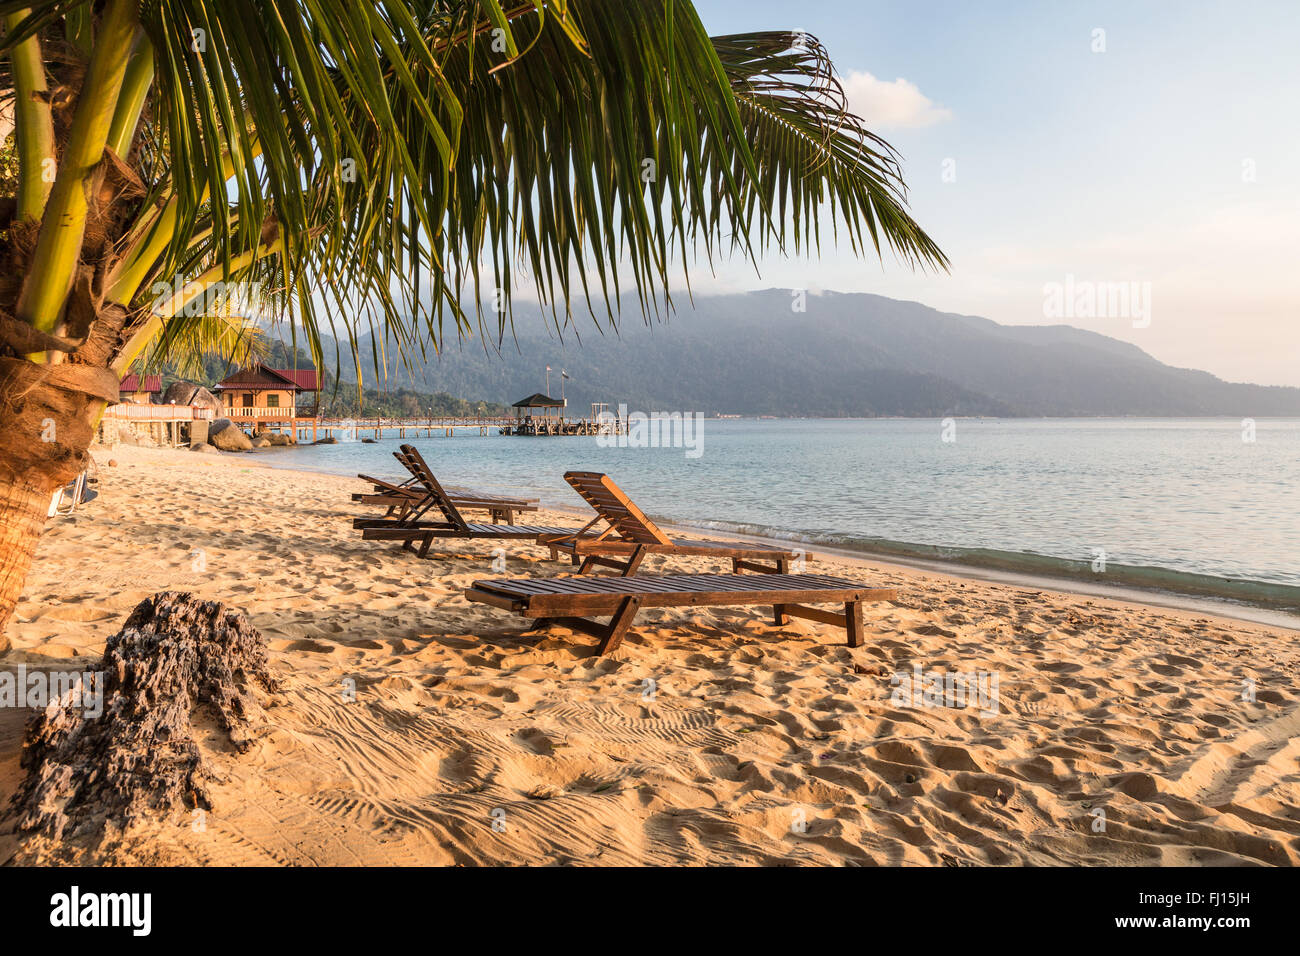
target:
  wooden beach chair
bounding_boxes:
[537,471,814,576]
[353,445,583,558]
[352,471,427,518]
[465,572,895,655]
[352,447,538,524]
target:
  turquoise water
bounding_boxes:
[263,418,1300,613]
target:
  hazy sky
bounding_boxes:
[692,0,1300,386]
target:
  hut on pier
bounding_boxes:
[510,393,565,435]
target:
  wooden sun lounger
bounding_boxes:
[366,452,542,512]
[352,480,536,524]
[352,449,539,524]
[354,444,583,558]
[536,471,814,576]
[465,572,895,655]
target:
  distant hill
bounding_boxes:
[294,289,1300,417]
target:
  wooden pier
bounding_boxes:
[221,411,516,441]
[498,417,621,436]
[104,406,626,444]
[222,409,624,441]
[500,398,622,437]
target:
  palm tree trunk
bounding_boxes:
[0,329,123,653]
[0,479,53,648]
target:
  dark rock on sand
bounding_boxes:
[161,380,222,416]
[2,592,279,848]
[209,418,252,451]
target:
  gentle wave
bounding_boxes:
[673,517,1300,613]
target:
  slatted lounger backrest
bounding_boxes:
[397,445,469,529]
[564,472,673,545]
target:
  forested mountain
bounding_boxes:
[297,290,1299,417]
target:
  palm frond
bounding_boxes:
[714,30,949,269]
[3,0,947,386]
[137,312,266,380]
[308,1,947,372]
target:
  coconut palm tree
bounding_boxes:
[0,0,946,649]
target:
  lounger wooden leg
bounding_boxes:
[596,596,641,655]
[579,556,597,574]
[773,603,789,626]
[619,546,647,577]
[737,556,793,574]
[845,600,865,647]
[733,558,787,574]
[417,534,433,559]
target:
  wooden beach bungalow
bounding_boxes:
[213,364,321,423]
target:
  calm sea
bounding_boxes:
[260,418,1300,620]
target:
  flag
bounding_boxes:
[561,370,570,380]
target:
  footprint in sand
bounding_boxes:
[283,639,339,654]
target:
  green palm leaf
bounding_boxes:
[2,0,946,382]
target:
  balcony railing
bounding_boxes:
[105,404,214,421]
[224,406,305,419]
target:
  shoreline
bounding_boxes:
[243,442,1300,633]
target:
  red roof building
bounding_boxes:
[269,368,320,391]
[118,374,162,404]
[213,364,320,419]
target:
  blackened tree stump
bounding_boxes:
[4,591,279,846]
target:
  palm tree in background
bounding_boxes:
[0,0,947,649]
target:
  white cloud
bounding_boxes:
[841,71,952,129]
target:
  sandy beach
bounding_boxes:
[2,443,1297,866]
